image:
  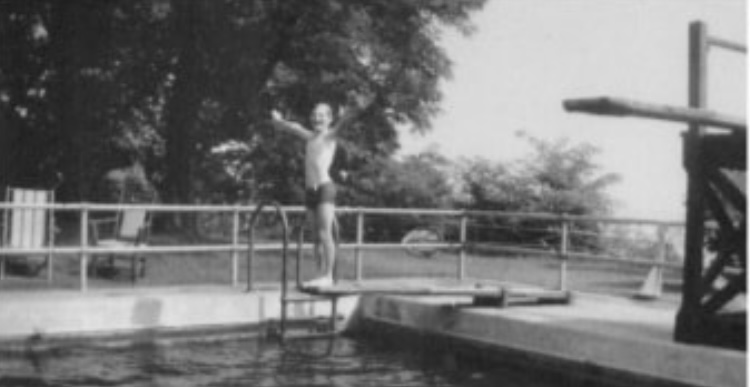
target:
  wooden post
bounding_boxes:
[79,206,89,292]
[355,210,364,281]
[676,20,709,343]
[458,214,468,280]
[558,218,569,291]
[231,208,240,287]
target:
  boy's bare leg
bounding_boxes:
[304,202,335,287]
[306,209,324,271]
[317,202,336,279]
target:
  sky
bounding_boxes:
[398,0,746,221]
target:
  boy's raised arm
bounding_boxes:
[270,110,312,140]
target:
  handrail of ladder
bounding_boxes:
[246,201,290,292]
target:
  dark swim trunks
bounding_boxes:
[305,182,337,210]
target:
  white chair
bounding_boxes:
[89,207,151,283]
[1,187,56,281]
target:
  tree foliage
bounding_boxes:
[1,0,487,206]
[458,134,621,248]
[460,133,620,215]
[339,149,454,241]
[1,0,169,198]
[1,1,633,254]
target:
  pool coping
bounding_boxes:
[0,280,745,387]
[350,289,745,387]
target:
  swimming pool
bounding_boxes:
[0,336,562,387]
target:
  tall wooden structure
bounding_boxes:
[564,21,746,350]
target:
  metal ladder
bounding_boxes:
[246,201,343,342]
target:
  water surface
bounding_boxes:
[0,336,560,387]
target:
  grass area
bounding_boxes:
[0,230,683,306]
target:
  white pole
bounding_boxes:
[355,210,364,280]
[458,214,468,280]
[231,209,240,286]
[558,219,569,291]
[80,206,89,292]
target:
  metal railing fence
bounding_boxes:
[0,202,685,292]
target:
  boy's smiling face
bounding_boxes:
[310,103,333,133]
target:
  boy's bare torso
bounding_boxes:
[305,132,337,189]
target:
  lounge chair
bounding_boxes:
[1,187,56,281]
[89,207,151,283]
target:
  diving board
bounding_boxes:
[563,96,746,132]
[299,280,572,307]
[301,281,503,296]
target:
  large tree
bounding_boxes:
[1,0,169,199]
[1,0,487,206]
[176,0,487,205]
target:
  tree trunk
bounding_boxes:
[162,0,203,230]
[49,1,111,201]
[163,0,202,204]
[49,1,85,201]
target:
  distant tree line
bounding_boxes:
[338,132,621,245]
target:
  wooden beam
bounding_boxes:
[707,36,747,53]
[701,275,746,315]
[707,168,747,213]
[563,96,746,132]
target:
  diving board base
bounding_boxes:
[473,288,572,307]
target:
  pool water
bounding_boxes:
[0,336,560,387]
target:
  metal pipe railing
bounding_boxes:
[246,201,290,292]
[0,202,685,292]
[0,202,684,226]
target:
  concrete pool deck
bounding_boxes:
[0,279,744,387]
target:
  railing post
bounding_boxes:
[1,201,6,279]
[558,216,569,291]
[47,203,55,283]
[655,223,668,277]
[80,205,89,292]
[231,208,240,287]
[458,213,468,280]
[355,209,364,281]
[247,220,255,292]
